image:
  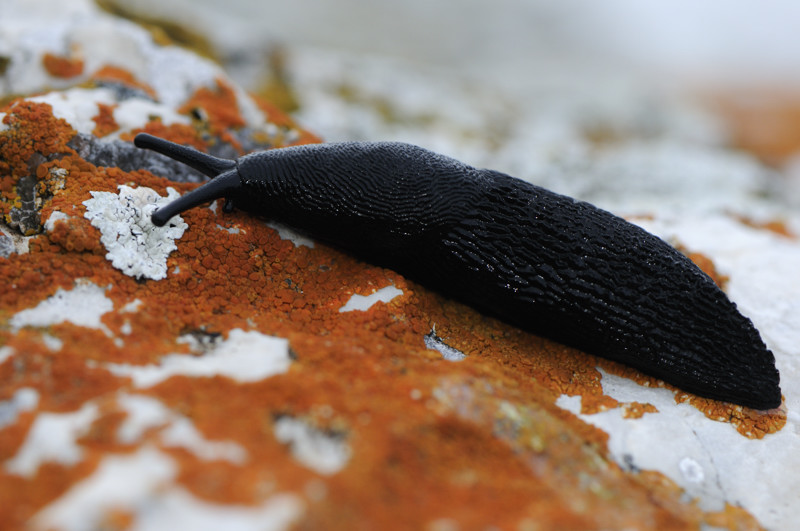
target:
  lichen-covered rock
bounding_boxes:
[1,0,799,530]
[82,185,187,280]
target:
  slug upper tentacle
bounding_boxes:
[134,134,236,177]
[135,133,782,410]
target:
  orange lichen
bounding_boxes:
[0,101,75,176]
[677,246,729,289]
[121,121,206,151]
[598,359,786,438]
[580,392,620,415]
[42,52,84,78]
[0,100,77,227]
[0,99,777,530]
[707,89,800,166]
[703,502,766,531]
[89,65,157,99]
[621,401,659,419]
[178,78,246,150]
[675,392,786,438]
[735,214,796,239]
[46,214,102,254]
[91,103,119,138]
[251,94,322,147]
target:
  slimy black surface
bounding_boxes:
[136,134,782,410]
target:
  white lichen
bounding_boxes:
[116,393,247,464]
[120,299,144,313]
[273,416,351,475]
[0,387,39,430]
[9,281,113,332]
[423,328,466,361]
[339,285,403,312]
[41,334,64,352]
[265,221,315,248]
[0,223,31,256]
[31,446,302,531]
[5,402,99,477]
[105,329,291,387]
[83,185,187,280]
[43,210,71,233]
[29,88,119,137]
[0,346,14,365]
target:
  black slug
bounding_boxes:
[134,133,782,410]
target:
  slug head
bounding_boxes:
[134,134,240,227]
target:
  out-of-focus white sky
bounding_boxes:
[129,0,800,89]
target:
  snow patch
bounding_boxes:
[339,285,403,312]
[83,185,187,280]
[106,329,291,387]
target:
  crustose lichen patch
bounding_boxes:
[83,185,187,280]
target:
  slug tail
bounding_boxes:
[134,133,236,177]
[152,170,239,227]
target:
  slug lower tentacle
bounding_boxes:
[135,133,782,410]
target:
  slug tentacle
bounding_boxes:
[134,134,242,227]
[151,169,239,227]
[134,133,236,177]
[135,135,782,410]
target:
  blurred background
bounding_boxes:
[108,0,800,88]
[98,0,800,210]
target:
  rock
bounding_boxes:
[1,0,799,530]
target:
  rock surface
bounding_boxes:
[2,1,800,530]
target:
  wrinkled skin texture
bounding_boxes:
[137,135,782,410]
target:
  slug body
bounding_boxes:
[134,134,782,410]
